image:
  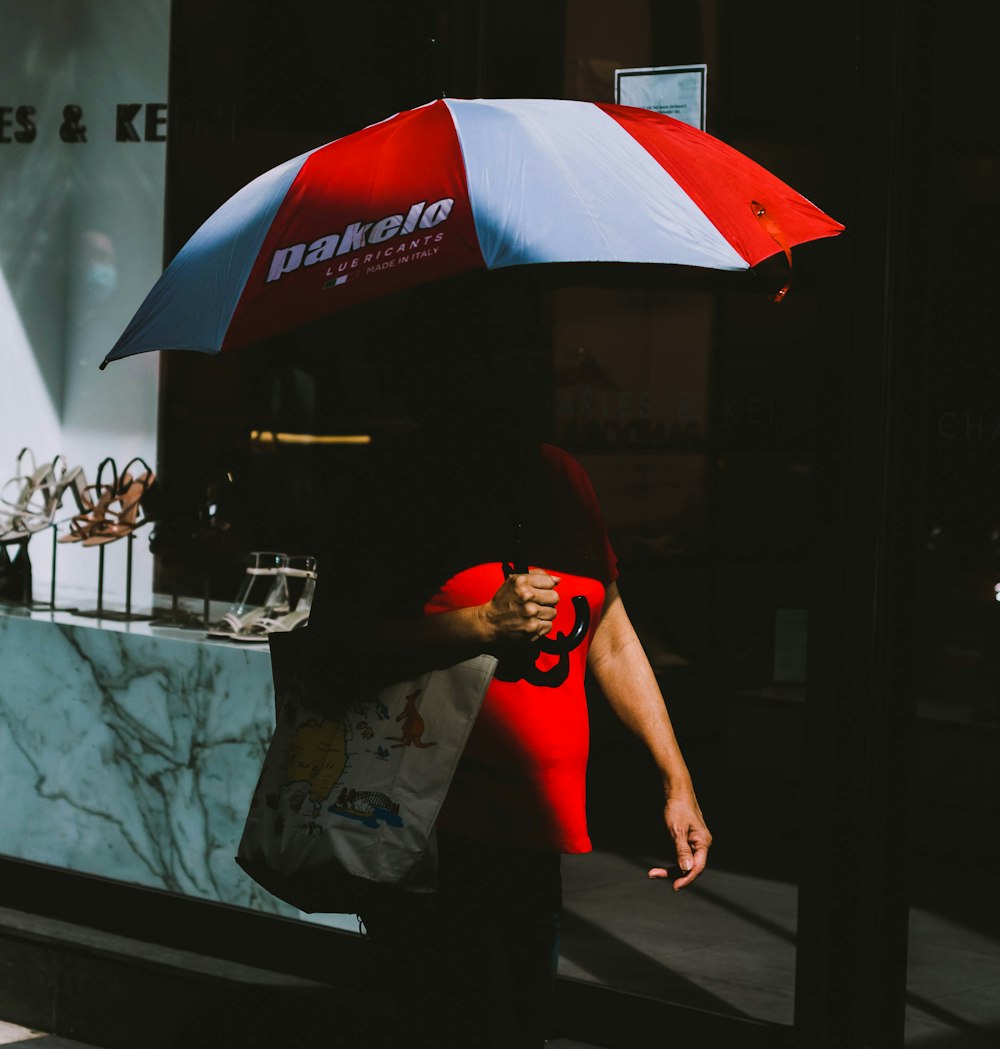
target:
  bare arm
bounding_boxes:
[588,582,712,890]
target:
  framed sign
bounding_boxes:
[614,64,707,130]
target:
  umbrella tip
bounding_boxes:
[427,36,445,100]
[98,358,109,371]
[751,200,793,302]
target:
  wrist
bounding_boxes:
[661,777,696,804]
[474,602,498,645]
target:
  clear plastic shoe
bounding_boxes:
[207,551,290,641]
[256,554,317,633]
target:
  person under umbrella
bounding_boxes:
[98,96,842,1047]
[305,275,711,1049]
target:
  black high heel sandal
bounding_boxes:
[59,458,119,545]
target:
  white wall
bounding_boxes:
[0,0,169,610]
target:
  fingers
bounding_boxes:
[655,809,712,892]
[509,573,560,616]
[509,572,560,601]
[646,865,692,888]
[646,861,700,888]
[528,571,560,589]
[673,833,710,891]
[670,845,707,892]
[517,574,559,639]
[675,843,695,878]
[488,571,564,643]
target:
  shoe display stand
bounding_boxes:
[72,532,153,623]
[30,524,71,612]
[148,564,213,631]
[1,449,160,621]
[0,536,32,607]
[1,526,75,613]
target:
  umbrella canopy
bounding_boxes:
[100,97,844,369]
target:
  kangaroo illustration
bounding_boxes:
[386,690,437,748]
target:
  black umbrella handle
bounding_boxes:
[507,518,527,576]
[498,559,591,652]
[536,595,591,654]
[491,594,591,689]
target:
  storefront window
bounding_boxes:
[0,0,167,609]
[9,2,998,1043]
[551,0,833,1028]
[902,4,1000,1042]
[147,0,846,1027]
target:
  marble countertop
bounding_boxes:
[0,599,358,932]
[0,600,272,654]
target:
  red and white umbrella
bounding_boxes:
[100,97,844,368]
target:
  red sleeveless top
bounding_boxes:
[429,445,617,853]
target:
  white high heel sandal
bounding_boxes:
[207,551,290,641]
[0,450,87,541]
[255,555,318,634]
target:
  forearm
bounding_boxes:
[588,589,696,799]
[335,571,561,657]
[591,647,695,796]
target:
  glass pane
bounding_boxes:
[904,4,1000,1044]
[146,2,846,1031]
[553,3,836,1026]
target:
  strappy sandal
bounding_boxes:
[58,458,119,545]
[0,449,48,533]
[207,551,290,641]
[82,457,157,547]
[0,450,87,541]
[254,555,318,634]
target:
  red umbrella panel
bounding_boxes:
[101,97,844,368]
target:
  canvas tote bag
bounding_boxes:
[236,627,497,914]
